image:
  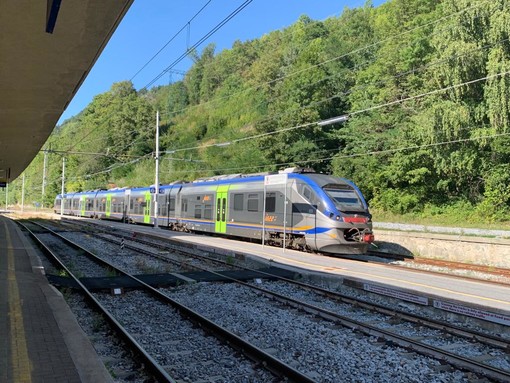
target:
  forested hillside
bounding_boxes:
[10,0,510,222]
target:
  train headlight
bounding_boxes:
[336,215,341,220]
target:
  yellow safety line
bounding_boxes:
[226,242,510,306]
[5,221,33,382]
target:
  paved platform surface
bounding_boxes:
[0,214,112,383]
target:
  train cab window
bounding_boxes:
[265,193,276,213]
[247,193,259,212]
[233,194,244,211]
[323,184,363,211]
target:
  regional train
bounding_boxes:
[54,167,374,254]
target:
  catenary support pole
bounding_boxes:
[42,147,48,207]
[154,111,160,228]
[61,156,65,216]
[21,173,25,213]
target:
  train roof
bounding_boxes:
[56,168,358,197]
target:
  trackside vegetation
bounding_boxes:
[8,0,510,226]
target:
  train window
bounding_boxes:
[194,205,201,219]
[293,203,316,214]
[204,204,212,220]
[247,194,259,212]
[265,193,276,213]
[169,198,175,212]
[181,198,188,212]
[233,194,244,211]
[196,195,201,200]
[303,187,311,200]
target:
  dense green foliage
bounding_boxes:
[9,0,510,222]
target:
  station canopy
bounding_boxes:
[0,0,133,185]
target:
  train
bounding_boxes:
[54,167,374,254]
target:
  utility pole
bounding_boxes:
[21,173,25,213]
[154,111,160,228]
[4,182,8,212]
[42,145,49,207]
[60,156,65,216]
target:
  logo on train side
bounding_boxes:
[265,215,277,222]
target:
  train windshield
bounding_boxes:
[322,184,364,211]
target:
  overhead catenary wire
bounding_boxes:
[158,0,504,150]
[162,0,495,120]
[19,0,506,195]
[59,1,251,154]
[143,0,253,90]
[161,131,510,177]
[39,48,509,191]
[62,0,495,161]
[158,68,510,156]
[130,0,214,81]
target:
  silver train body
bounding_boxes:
[54,168,374,254]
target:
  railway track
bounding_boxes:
[32,218,510,382]
[368,249,510,285]
[19,220,314,383]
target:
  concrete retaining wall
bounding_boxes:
[374,229,510,268]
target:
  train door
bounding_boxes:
[166,186,174,226]
[124,190,131,223]
[105,194,112,218]
[80,195,86,216]
[215,185,229,233]
[144,191,151,224]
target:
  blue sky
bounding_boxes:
[58,0,385,124]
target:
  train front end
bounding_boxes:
[304,174,374,255]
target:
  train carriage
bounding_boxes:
[55,168,374,255]
[95,188,128,221]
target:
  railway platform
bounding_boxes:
[0,214,112,383]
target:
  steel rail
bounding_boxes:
[24,220,317,383]
[61,218,510,349]
[56,218,510,381]
[73,221,510,382]
[17,220,176,383]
